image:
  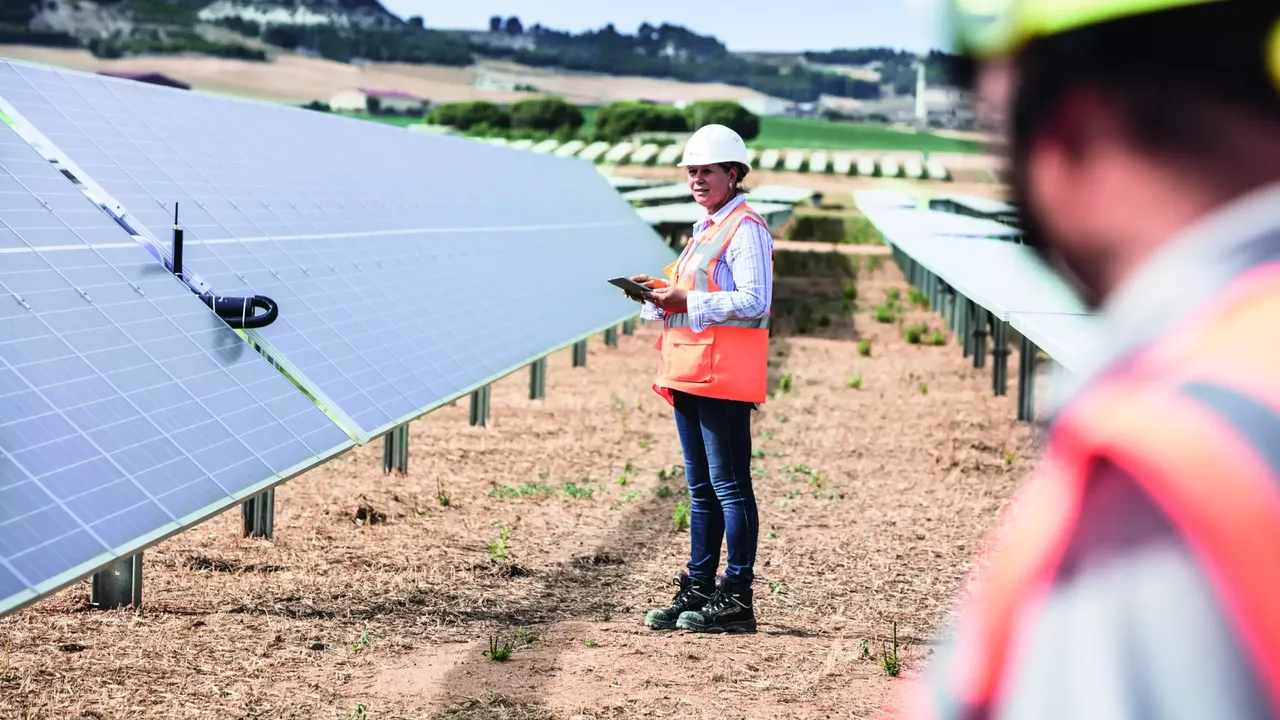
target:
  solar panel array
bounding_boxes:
[0,60,677,444]
[0,118,351,615]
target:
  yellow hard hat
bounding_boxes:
[951,0,1226,60]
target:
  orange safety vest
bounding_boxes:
[907,263,1280,719]
[652,202,771,406]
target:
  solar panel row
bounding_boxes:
[0,60,677,444]
[0,118,351,615]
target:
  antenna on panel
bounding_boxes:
[168,199,280,330]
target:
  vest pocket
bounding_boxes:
[662,333,714,384]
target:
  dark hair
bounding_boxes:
[1011,2,1280,188]
[718,161,751,196]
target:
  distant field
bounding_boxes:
[754,117,984,153]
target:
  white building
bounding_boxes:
[738,96,795,117]
[329,88,427,115]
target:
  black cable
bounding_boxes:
[199,293,279,329]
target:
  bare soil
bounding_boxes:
[0,260,1038,719]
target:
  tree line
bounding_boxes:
[422,97,761,144]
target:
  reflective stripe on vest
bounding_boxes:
[918,269,1280,719]
[652,202,771,405]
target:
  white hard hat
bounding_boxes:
[678,124,750,167]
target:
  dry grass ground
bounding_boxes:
[0,259,1039,720]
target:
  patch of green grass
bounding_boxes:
[654,485,672,499]
[842,281,858,301]
[866,256,884,272]
[672,500,691,531]
[488,482,556,499]
[928,330,947,346]
[489,527,512,561]
[561,482,595,500]
[752,116,983,153]
[858,339,872,356]
[918,382,929,396]
[585,639,599,648]
[904,323,927,344]
[515,628,539,646]
[873,303,896,324]
[907,287,930,308]
[847,374,863,390]
[485,634,514,662]
[779,372,793,393]
[351,628,384,654]
[882,621,901,677]
[639,432,652,449]
[886,288,901,303]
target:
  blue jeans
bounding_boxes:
[672,390,759,586]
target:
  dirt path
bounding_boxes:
[0,262,1037,720]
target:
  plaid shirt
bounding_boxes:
[639,193,773,333]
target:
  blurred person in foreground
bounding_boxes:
[905,0,1280,717]
[620,123,773,634]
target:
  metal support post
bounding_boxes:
[958,296,971,357]
[572,339,588,368]
[241,487,276,538]
[930,274,942,314]
[90,552,143,609]
[622,319,635,336]
[529,357,547,400]
[991,317,1010,397]
[470,384,491,427]
[604,326,619,347]
[972,306,989,369]
[381,425,408,476]
[1017,335,1038,422]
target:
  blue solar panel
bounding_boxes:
[0,60,678,443]
[0,117,352,616]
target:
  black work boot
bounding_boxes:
[645,572,715,630]
[676,575,756,633]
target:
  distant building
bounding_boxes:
[329,88,427,115]
[738,96,795,117]
[97,72,190,91]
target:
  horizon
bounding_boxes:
[379,0,953,54]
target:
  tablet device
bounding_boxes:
[609,277,654,296]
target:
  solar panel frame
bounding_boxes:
[0,115,353,617]
[0,60,677,445]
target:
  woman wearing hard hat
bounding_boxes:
[622,123,773,634]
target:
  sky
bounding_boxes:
[378,0,952,54]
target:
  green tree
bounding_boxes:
[684,101,760,141]
[593,101,689,142]
[508,97,584,134]
[427,101,510,130]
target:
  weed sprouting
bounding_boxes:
[766,530,779,540]
[882,622,901,677]
[904,323,927,344]
[488,482,555,499]
[858,339,872,356]
[918,383,929,396]
[672,500,691,531]
[349,703,369,720]
[639,433,652,449]
[654,485,672,499]
[872,303,895,324]
[928,330,946,346]
[842,280,857,301]
[515,628,539,646]
[585,640,599,648]
[561,483,595,500]
[847,374,863,390]
[779,373,793,393]
[907,287,929,307]
[761,431,774,440]
[861,638,872,660]
[436,478,451,507]
[866,255,884,272]
[770,582,788,595]
[489,527,512,561]
[886,288,901,303]
[351,628,384,654]
[485,634,514,662]
[1003,452,1016,465]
